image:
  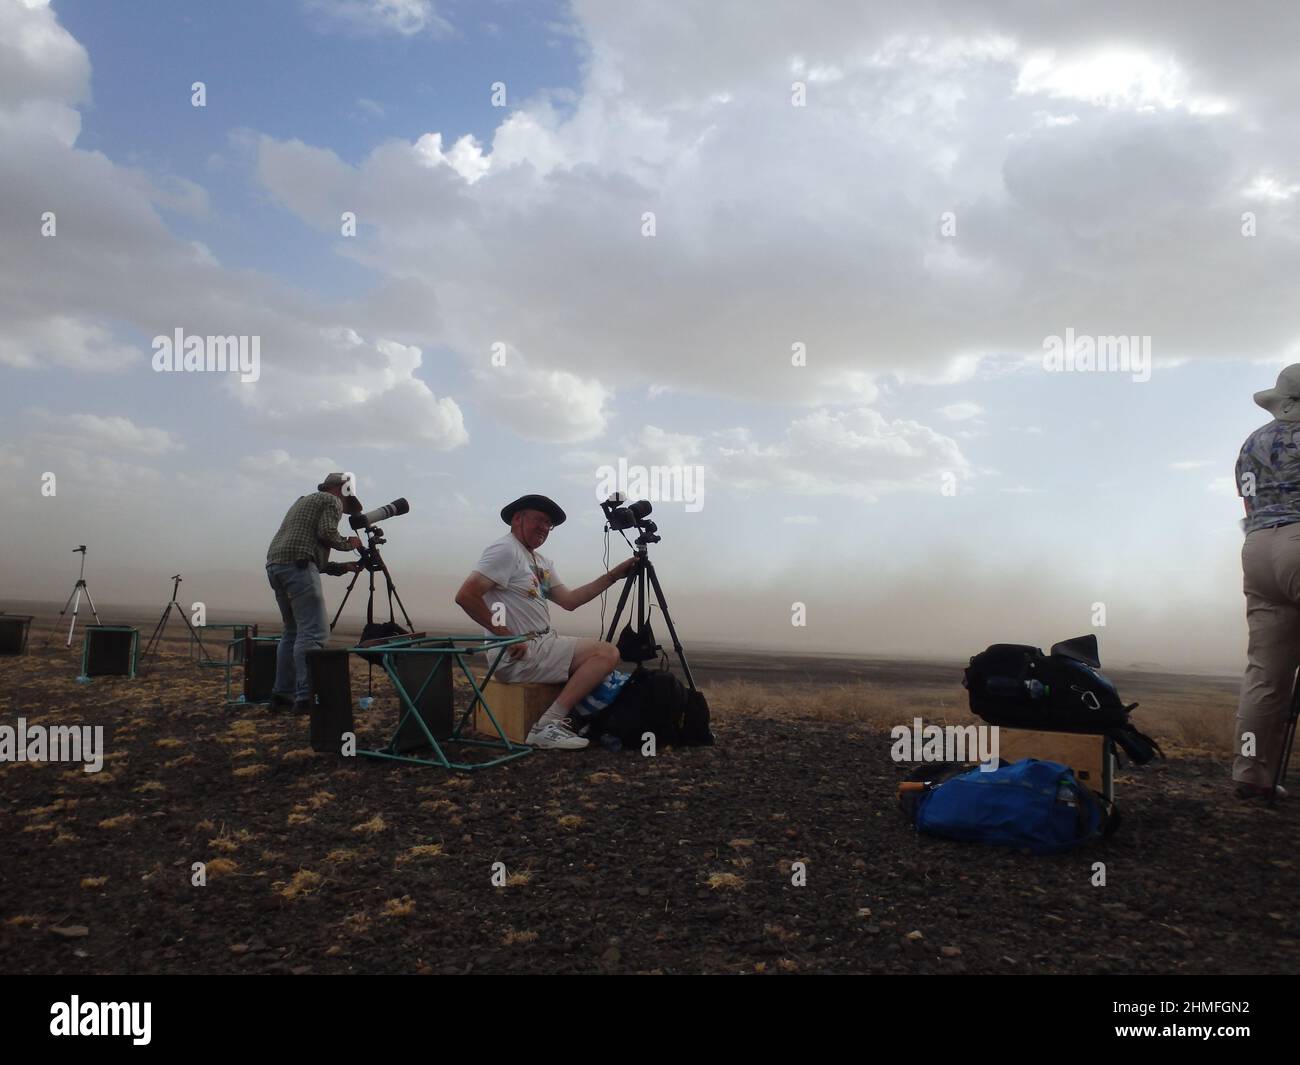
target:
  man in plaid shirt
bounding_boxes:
[266,472,363,710]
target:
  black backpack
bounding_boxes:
[963,634,1162,765]
[590,666,715,748]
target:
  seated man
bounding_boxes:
[455,494,634,750]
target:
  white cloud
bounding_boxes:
[474,357,609,443]
[302,0,451,38]
[713,408,971,502]
[936,401,984,421]
[54,413,182,455]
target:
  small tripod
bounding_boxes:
[44,545,102,648]
[331,525,415,636]
[603,535,697,691]
[139,574,210,674]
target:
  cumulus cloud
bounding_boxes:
[0,1,468,454]
[247,0,1300,419]
[471,349,610,443]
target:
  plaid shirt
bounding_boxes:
[266,492,351,568]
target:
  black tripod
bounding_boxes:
[330,525,415,636]
[139,574,210,673]
[44,545,102,648]
[603,537,697,691]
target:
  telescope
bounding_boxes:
[349,497,409,530]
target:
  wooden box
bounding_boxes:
[473,680,564,743]
[996,727,1114,800]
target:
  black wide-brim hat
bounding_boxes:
[500,494,566,526]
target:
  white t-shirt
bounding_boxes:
[472,532,560,638]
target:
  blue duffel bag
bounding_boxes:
[908,758,1116,854]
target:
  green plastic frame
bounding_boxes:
[79,625,138,680]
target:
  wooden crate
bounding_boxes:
[997,727,1114,800]
[473,680,565,743]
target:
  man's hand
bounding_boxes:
[609,556,637,581]
[506,639,528,661]
[346,536,362,551]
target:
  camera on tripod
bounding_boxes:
[601,493,659,544]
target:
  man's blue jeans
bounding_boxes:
[266,562,328,699]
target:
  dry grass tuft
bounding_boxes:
[352,814,386,834]
[396,844,445,864]
[381,895,416,918]
[281,749,317,763]
[277,869,323,900]
[501,927,539,946]
[97,814,135,830]
[706,872,745,891]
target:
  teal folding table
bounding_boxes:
[354,632,535,771]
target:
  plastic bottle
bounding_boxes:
[1024,679,1049,698]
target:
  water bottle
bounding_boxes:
[1055,780,1077,807]
[1024,679,1049,699]
[358,696,374,710]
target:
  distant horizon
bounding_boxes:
[0,593,1242,680]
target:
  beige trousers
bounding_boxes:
[1236,523,1300,785]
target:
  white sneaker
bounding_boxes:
[526,719,589,750]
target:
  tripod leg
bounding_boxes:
[140,603,173,671]
[177,604,210,660]
[45,583,80,646]
[330,568,363,632]
[644,561,698,690]
[1271,665,1300,802]
[82,585,102,626]
[66,586,84,647]
[377,559,416,633]
[604,565,638,644]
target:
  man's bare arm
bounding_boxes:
[549,558,635,611]
[454,573,510,635]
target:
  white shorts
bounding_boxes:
[490,632,578,685]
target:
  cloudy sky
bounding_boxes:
[3,0,1298,672]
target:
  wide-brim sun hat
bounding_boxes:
[1254,364,1300,422]
[500,494,566,526]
